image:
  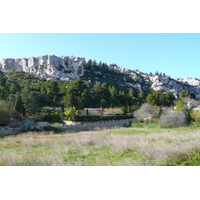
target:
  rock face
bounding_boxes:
[111,65,200,100]
[111,65,200,99]
[149,75,200,99]
[1,55,200,100]
[0,55,85,81]
[176,77,200,86]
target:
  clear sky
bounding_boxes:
[0,33,200,79]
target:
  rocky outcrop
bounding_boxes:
[149,75,200,99]
[176,77,200,86]
[0,55,85,81]
[1,55,200,100]
[111,65,200,99]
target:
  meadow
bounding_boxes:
[1,124,200,166]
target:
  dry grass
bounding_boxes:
[1,128,200,165]
[0,152,23,166]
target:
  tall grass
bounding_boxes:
[1,128,200,165]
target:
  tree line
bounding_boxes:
[0,60,196,126]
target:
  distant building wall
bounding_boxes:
[63,121,82,125]
[36,122,50,128]
[63,119,133,132]
[79,108,104,115]
[0,127,22,137]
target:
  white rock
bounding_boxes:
[177,77,200,86]
[0,55,85,81]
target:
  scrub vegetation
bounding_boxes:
[1,126,200,166]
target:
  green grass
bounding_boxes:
[1,127,200,166]
[165,148,200,166]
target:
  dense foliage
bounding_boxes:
[0,61,145,125]
[1,59,198,127]
[146,90,175,107]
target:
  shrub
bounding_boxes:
[42,112,62,123]
[51,112,63,123]
[0,109,10,126]
[103,107,123,115]
[175,101,187,110]
[43,124,65,133]
[133,103,160,122]
[160,110,186,128]
[63,107,76,121]
[190,110,200,123]
[121,106,127,114]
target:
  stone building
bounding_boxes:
[79,108,104,115]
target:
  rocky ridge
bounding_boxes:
[1,55,200,99]
[149,76,200,99]
[112,66,200,99]
[0,55,85,81]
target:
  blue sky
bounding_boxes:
[0,33,200,79]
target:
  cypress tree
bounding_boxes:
[13,92,26,115]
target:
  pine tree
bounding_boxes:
[138,90,144,100]
[165,91,175,106]
[13,92,26,115]
[128,87,134,97]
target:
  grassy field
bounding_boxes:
[1,125,200,166]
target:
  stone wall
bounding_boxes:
[63,119,134,132]
[0,127,22,137]
[0,119,133,136]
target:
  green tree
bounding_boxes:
[175,101,187,110]
[100,99,108,108]
[13,92,26,115]
[0,109,10,126]
[165,91,175,106]
[45,81,59,102]
[159,93,166,106]
[121,105,127,114]
[138,90,145,100]
[128,87,134,97]
[179,90,190,99]
[64,78,88,109]
[10,83,19,94]
[108,85,117,106]
[146,90,174,107]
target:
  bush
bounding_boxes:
[43,124,65,133]
[133,103,160,122]
[121,106,127,114]
[175,101,187,110]
[42,112,63,123]
[51,112,63,123]
[160,110,186,128]
[63,108,76,121]
[190,110,200,123]
[0,109,10,126]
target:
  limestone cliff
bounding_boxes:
[148,75,200,99]
[0,55,85,81]
[1,55,200,100]
[112,65,200,99]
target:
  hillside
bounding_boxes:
[82,59,200,100]
[1,55,200,100]
[0,55,200,99]
[1,55,200,126]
